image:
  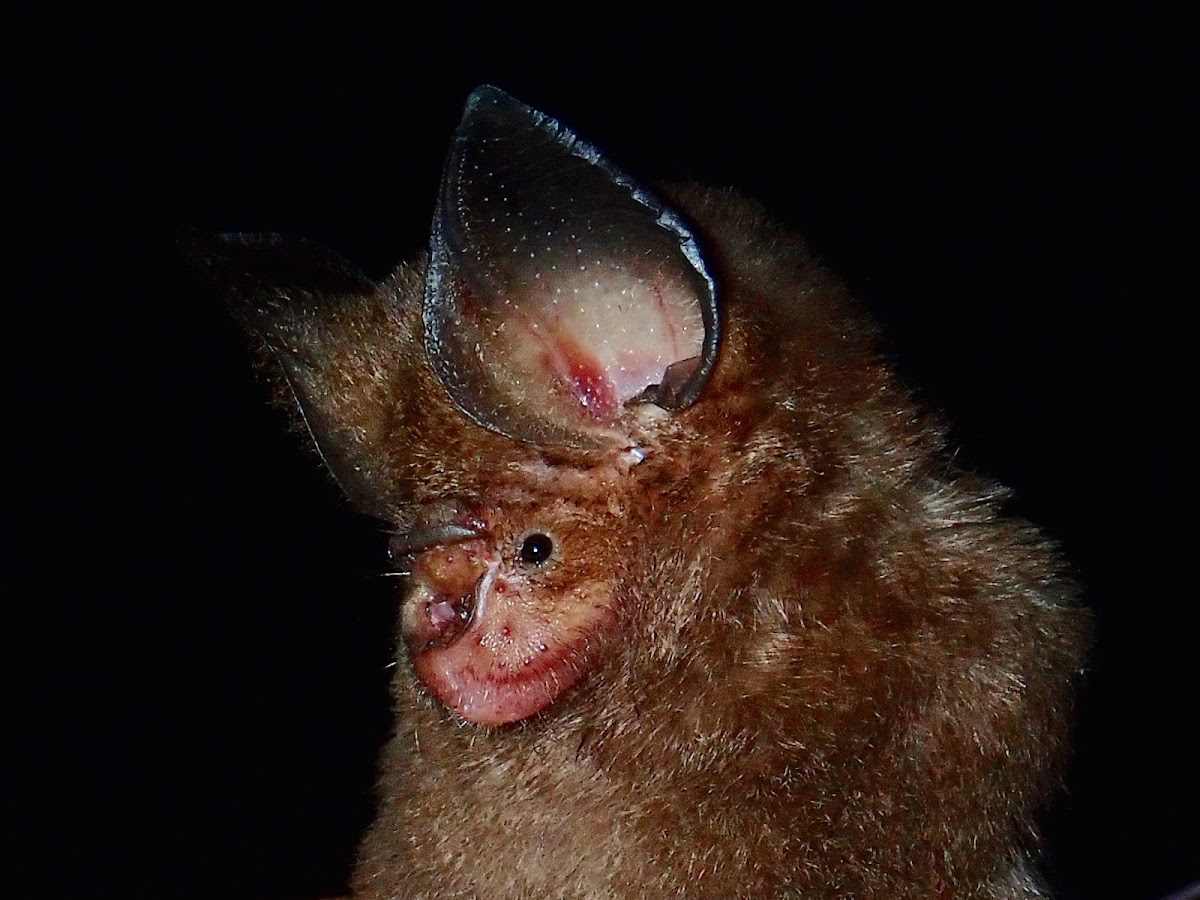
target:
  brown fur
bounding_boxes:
[209,184,1090,898]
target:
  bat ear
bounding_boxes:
[424,86,721,447]
[187,232,394,518]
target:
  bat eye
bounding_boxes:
[518,532,555,567]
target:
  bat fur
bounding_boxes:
[195,90,1091,899]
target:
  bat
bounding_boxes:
[192,86,1091,898]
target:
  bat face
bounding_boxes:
[195,87,1090,898]
[394,492,622,727]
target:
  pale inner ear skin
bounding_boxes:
[479,261,705,425]
[424,86,719,445]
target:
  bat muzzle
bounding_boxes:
[400,539,493,654]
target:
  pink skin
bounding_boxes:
[488,269,705,424]
[401,535,614,727]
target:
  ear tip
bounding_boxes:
[457,85,541,138]
[465,84,514,107]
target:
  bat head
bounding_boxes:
[191,87,757,727]
[193,86,1090,897]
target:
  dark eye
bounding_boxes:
[518,532,555,567]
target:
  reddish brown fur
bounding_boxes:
[222,187,1090,898]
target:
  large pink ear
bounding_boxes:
[424,86,721,447]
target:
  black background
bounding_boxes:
[14,8,1195,899]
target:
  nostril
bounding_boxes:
[405,589,477,654]
[427,599,460,628]
[400,543,491,654]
